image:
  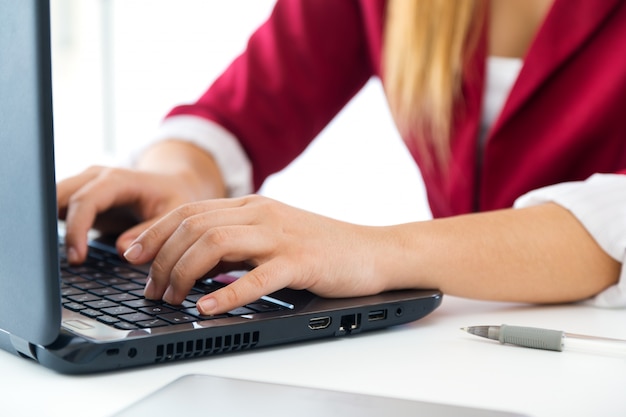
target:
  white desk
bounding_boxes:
[2,296,626,417]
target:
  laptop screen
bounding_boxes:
[0,0,61,346]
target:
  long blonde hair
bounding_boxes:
[383,0,485,167]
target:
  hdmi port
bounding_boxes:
[308,316,332,330]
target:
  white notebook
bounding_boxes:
[111,374,527,417]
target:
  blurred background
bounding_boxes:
[50,0,431,224]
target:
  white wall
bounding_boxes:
[50,0,430,225]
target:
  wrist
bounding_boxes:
[357,224,432,294]
[136,139,227,200]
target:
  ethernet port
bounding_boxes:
[337,313,361,335]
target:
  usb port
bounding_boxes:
[308,316,332,330]
[367,309,387,322]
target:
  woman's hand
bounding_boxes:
[57,140,226,264]
[122,195,392,315]
[118,194,620,315]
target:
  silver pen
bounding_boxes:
[462,324,626,354]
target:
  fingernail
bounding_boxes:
[67,246,79,264]
[123,242,142,262]
[198,297,217,315]
[163,287,175,304]
[144,277,156,299]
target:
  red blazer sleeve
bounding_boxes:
[166,0,384,190]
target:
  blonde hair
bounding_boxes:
[383,0,485,167]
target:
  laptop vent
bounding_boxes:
[154,331,260,362]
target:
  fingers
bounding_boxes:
[156,225,262,305]
[196,263,293,315]
[56,166,103,214]
[59,166,175,264]
[116,219,159,256]
[123,198,249,264]
[125,198,261,305]
[59,167,116,263]
[123,195,361,315]
[64,174,143,263]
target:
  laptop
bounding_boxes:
[112,374,528,417]
[0,0,442,374]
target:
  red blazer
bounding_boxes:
[167,0,626,218]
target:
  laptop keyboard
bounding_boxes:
[60,244,287,331]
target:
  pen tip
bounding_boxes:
[463,326,491,338]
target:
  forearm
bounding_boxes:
[135,139,227,201]
[379,203,620,304]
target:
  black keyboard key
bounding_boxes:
[63,275,89,284]
[123,299,156,309]
[140,305,176,315]
[130,277,148,286]
[185,293,205,303]
[63,302,86,311]
[112,282,143,292]
[158,312,197,324]
[183,307,228,320]
[97,315,120,325]
[137,318,169,328]
[84,299,118,310]
[85,299,114,310]
[61,287,83,297]
[129,289,147,298]
[66,265,98,275]
[81,272,116,281]
[114,321,138,330]
[247,301,284,313]
[101,306,135,316]
[116,271,146,280]
[118,312,153,323]
[106,293,139,303]
[89,287,121,297]
[96,277,128,286]
[67,293,101,303]
[73,281,104,291]
[80,308,102,318]
[228,307,255,316]
[164,300,195,309]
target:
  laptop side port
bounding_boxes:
[338,313,361,334]
[308,316,332,330]
[367,309,387,322]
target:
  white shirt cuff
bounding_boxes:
[150,115,253,197]
[514,173,626,308]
